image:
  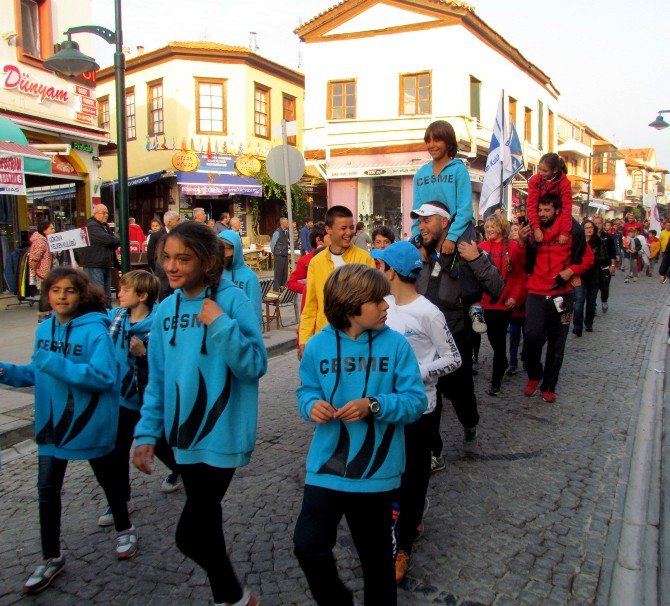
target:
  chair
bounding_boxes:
[263,286,298,331]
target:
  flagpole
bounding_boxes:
[500,89,506,215]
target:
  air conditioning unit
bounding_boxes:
[625,189,635,197]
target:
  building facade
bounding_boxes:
[96,42,304,236]
[296,0,560,237]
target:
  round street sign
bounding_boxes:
[265,145,305,185]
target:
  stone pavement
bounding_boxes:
[0,275,667,605]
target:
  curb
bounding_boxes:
[607,301,668,605]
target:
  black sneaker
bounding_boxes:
[463,427,478,453]
[585,326,593,332]
[23,555,65,594]
[488,384,501,396]
[572,328,582,337]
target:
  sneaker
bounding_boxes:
[602,302,608,313]
[98,501,135,527]
[624,278,629,284]
[585,326,593,333]
[471,360,479,375]
[524,379,540,397]
[572,328,582,337]
[469,305,487,334]
[23,555,65,594]
[667,337,670,346]
[160,472,182,493]
[430,455,446,473]
[222,589,260,606]
[541,391,558,403]
[633,277,637,282]
[463,427,478,453]
[488,384,501,396]
[507,365,518,376]
[395,551,411,584]
[115,526,138,560]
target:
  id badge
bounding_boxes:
[431,262,441,278]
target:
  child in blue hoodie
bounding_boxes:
[132,221,267,606]
[219,229,263,327]
[294,263,427,606]
[97,270,181,537]
[0,267,132,594]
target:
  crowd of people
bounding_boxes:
[1,119,668,606]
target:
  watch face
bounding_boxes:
[370,399,381,414]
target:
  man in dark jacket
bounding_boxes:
[412,201,503,460]
[271,217,289,291]
[76,204,119,303]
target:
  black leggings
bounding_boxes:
[484,309,512,387]
[38,454,131,559]
[176,464,242,604]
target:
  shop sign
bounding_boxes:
[72,141,93,153]
[47,227,90,253]
[52,155,78,176]
[2,64,69,104]
[327,165,420,179]
[235,155,261,176]
[0,155,25,195]
[196,152,237,175]
[173,151,199,172]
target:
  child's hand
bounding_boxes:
[133,444,155,474]
[504,297,516,309]
[441,239,456,255]
[558,234,569,245]
[129,336,146,357]
[310,400,336,424]
[334,398,371,422]
[198,298,224,326]
[534,228,543,243]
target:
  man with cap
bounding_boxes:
[372,240,462,583]
[411,201,503,460]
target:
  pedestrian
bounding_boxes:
[660,219,670,254]
[298,206,375,357]
[0,267,135,594]
[300,219,314,255]
[145,218,165,272]
[229,216,242,233]
[593,216,617,312]
[412,120,485,333]
[371,242,461,583]
[128,217,145,245]
[192,207,207,223]
[75,204,120,305]
[649,229,661,275]
[352,221,373,250]
[623,228,641,283]
[623,212,643,237]
[132,221,267,606]
[506,223,529,375]
[521,194,594,403]
[636,230,651,277]
[154,210,181,300]
[372,225,396,250]
[271,217,290,291]
[98,270,181,535]
[219,229,263,327]
[293,263,428,605]
[214,212,231,234]
[28,221,55,321]
[572,220,608,335]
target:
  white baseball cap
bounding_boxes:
[410,202,451,220]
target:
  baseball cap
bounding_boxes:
[410,201,451,220]
[371,241,423,277]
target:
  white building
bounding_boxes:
[296,0,560,236]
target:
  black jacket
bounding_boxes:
[146,227,166,271]
[75,217,120,268]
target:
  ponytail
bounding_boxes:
[539,152,567,176]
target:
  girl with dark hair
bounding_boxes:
[0,267,134,594]
[132,221,267,606]
[526,153,573,245]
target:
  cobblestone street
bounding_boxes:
[0,276,667,605]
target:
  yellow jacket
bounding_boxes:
[660,229,670,254]
[298,245,375,345]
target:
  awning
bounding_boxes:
[0,141,52,176]
[102,171,167,190]
[27,185,76,202]
[177,170,262,197]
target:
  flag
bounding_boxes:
[504,122,523,186]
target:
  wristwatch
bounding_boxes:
[368,397,381,415]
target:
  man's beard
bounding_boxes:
[539,216,556,228]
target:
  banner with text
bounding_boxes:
[0,155,26,195]
[47,227,90,253]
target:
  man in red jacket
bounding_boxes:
[520,194,594,403]
[623,212,643,237]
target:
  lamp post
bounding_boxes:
[649,111,670,131]
[45,1,130,273]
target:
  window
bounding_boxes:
[470,76,481,121]
[537,101,544,150]
[282,93,296,146]
[98,96,110,131]
[196,78,226,135]
[548,110,555,152]
[400,72,431,115]
[125,87,136,140]
[327,80,356,120]
[524,107,532,143]
[254,84,270,139]
[16,0,53,66]
[147,80,164,136]
[508,97,517,127]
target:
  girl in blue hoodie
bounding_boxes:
[132,221,267,606]
[0,267,131,594]
[294,264,427,606]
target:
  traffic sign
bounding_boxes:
[265,144,305,185]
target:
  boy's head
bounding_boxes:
[118,270,160,309]
[309,221,328,250]
[325,205,355,250]
[650,229,657,237]
[371,226,396,249]
[324,264,390,331]
[371,241,422,285]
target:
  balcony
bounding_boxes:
[593,173,616,192]
[556,138,592,158]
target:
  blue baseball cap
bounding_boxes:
[371,241,423,277]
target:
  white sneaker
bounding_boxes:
[160,472,182,493]
[23,555,65,594]
[667,337,670,346]
[115,526,138,560]
[430,455,445,473]
[98,500,135,527]
[469,305,487,334]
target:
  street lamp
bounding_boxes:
[45,1,130,273]
[649,110,670,131]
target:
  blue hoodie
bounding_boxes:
[412,157,473,241]
[108,306,156,411]
[134,280,268,468]
[0,313,119,460]
[297,324,427,493]
[219,230,262,326]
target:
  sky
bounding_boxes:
[90,0,670,167]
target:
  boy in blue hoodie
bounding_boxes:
[294,263,427,606]
[219,229,262,327]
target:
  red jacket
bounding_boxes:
[479,239,527,311]
[287,249,317,311]
[527,226,594,296]
[526,173,573,237]
[129,223,145,244]
[623,221,643,237]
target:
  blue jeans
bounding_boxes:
[573,282,599,331]
[508,317,525,369]
[84,267,112,304]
